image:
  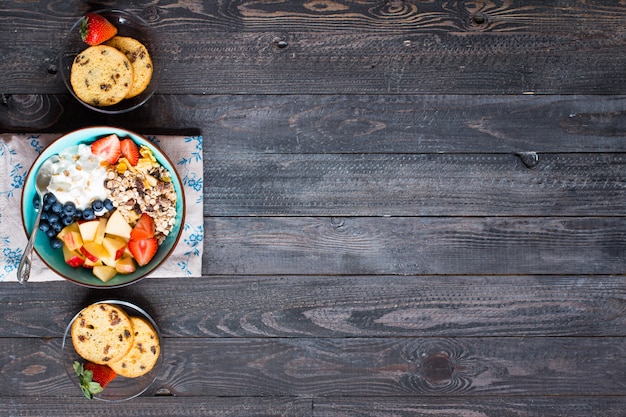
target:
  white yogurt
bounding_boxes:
[46,144,108,209]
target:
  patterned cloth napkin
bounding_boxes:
[0,133,203,282]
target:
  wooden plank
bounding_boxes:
[2,336,626,397]
[2,276,626,338]
[0,397,311,416]
[1,2,626,94]
[313,396,626,417]
[204,217,626,275]
[205,152,626,216]
[6,395,624,417]
[4,94,626,154]
[2,395,623,417]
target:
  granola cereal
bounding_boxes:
[104,145,177,244]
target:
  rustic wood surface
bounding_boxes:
[1,0,626,415]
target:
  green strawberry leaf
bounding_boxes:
[73,360,104,400]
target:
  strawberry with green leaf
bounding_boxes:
[73,361,117,399]
[80,13,118,46]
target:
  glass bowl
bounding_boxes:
[21,127,185,288]
[59,9,161,114]
[62,300,163,401]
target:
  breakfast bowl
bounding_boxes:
[59,9,161,114]
[21,127,185,288]
[62,300,163,401]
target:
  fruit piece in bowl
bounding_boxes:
[21,127,185,288]
[81,13,118,46]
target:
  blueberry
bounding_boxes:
[74,209,83,219]
[32,195,41,210]
[82,208,95,220]
[51,222,62,233]
[51,201,63,213]
[41,211,49,221]
[43,192,57,205]
[48,213,60,224]
[92,199,104,211]
[43,203,52,212]
[61,215,74,226]
[63,202,76,216]
[50,237,63,249]
[39,221,50,232]
[103,198,115,211]
[46,228,57,238]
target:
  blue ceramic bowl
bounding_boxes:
[21,127,185,288]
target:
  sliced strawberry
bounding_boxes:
[130,213,155,240]
[84,362,117,388]
[91,134,121,164]
[128,237,158,266]
[120,138,140,166]
[80,13,118,46]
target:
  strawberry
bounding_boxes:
[84,362,118,388]
[128,237,158,266]
[73,361,117,399]
[80,13,118,46]
[120,138,140,166]
[91,134,121,164]
[130,213,155,240]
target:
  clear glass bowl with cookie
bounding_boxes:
[61,300,163,401]
[59,9,161,114]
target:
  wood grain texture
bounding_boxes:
[2,336,626,397]
[314,396,626,417]
[1,1,626,94]
[0,396,311,417]
[3,94,626,155]
[204,153,626,216]
[3,396,626,417]
[2,1,626,414]
[2,276,626,338]
[204,217,626,275]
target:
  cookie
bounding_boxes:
[109,316,160,378]
[71,303,134,365]
[70,45,133,107]
[105,36,153,98]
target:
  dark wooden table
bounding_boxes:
[2,1,626,415]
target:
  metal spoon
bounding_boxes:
[17,155,59,284]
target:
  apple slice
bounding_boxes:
[100,250,118,268]
[57,222,80,242]
[104,210,132,239]
[94,217,108,244]
[62,245,85,268]
[102,236,127,260]
[78,220,100,242]
[61,229,84,252]
[92,265,117,282]
[80,241,105,263]
[83,258,103,269]
[115,256,136,274]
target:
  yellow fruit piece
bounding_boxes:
[92,265,118,282]
[105,210,133,239]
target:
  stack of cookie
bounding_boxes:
[71,302,160,378]
[70,36,153,107]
